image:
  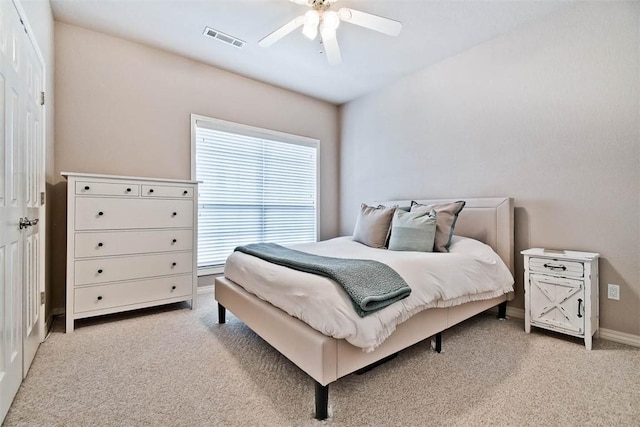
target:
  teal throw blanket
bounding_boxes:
[235,243,411,317]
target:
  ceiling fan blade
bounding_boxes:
[320,28,342,65]
[258,16,305,47]
[338,8,402,36]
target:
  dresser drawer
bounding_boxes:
[141,184,194,198]
[75,198,193,230]
[75,229,193,258]
[74,274,193,314]
[529,257,584,278]
[76,181,140,197]
[75,252,193,285]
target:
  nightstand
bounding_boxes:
[521,248,599,350]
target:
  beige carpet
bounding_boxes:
[4,292,640,426]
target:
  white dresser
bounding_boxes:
[63,172,198,333]
[522,248,599,350]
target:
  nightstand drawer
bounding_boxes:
[529,257,583,278]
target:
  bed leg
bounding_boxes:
[433,332,442,353]
[314,381,329,421]
[498,301,507,320]
[218,303,226,324]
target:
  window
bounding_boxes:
[192,115,319,274]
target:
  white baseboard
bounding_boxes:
[197,284,215,295]
[44,307,65,340]
[494,305,640,348]
[598,328,640,348]
[506,307,525,319]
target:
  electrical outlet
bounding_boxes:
[607,284,620,300]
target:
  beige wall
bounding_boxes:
[53,22,340,310]
[340,2,640,335]
[20,0,55,318]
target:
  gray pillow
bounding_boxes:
[353,204,395,248]
[410,201,466,252]
[388,209,437,252]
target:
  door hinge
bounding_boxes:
[40,191,45,205]
[40,91,45,106]
[40,291,45,305]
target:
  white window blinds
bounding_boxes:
[194,117,318,270]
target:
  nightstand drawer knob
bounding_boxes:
[97,242,104,247]
[171,285,177,290]
[172,262,177,267]
[172,239,177,243]
[97,269,103,274]
[183,190,188,195]
[97,296,103,301]
[84,186,90,190]
[543,263,566,271]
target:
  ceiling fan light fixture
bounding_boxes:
[302,10,320,40]
[322,11,340,31]
[263,0,402,65]
[319,21,336,41]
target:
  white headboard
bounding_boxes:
[377,197,514,275]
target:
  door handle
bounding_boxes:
[19,217,39,230]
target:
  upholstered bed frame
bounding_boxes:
[214,197,514,420]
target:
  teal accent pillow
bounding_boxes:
[388,209,437,252]
[410,201,466,252]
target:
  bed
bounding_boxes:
[214,197,514,420]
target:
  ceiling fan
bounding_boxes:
[259,0,403,65]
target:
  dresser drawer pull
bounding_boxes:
[84,185,90,190]
[577,299,583,318]
[97,242,104,247]
[97,296,103,301]
[97,269,103,274]
[183,190,188,195]
[171,285,177,290]
[172,239,177,243]
[543,263,566,271]
[172,212,177,216]
[98,211,104,216]
[126,188,132,193]
[171,262,177,267]
[149,189,154,193]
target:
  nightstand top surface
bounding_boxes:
[521,248,599,261]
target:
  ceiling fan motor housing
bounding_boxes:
[309,0,335,11]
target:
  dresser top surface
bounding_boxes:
[61,172,199,185]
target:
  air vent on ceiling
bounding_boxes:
[203,27,245,49]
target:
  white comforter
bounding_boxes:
[223,236,514,352]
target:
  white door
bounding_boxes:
[0,0,45,421]
[21,0,44,376]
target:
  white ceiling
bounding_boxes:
[50,0,570,105]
